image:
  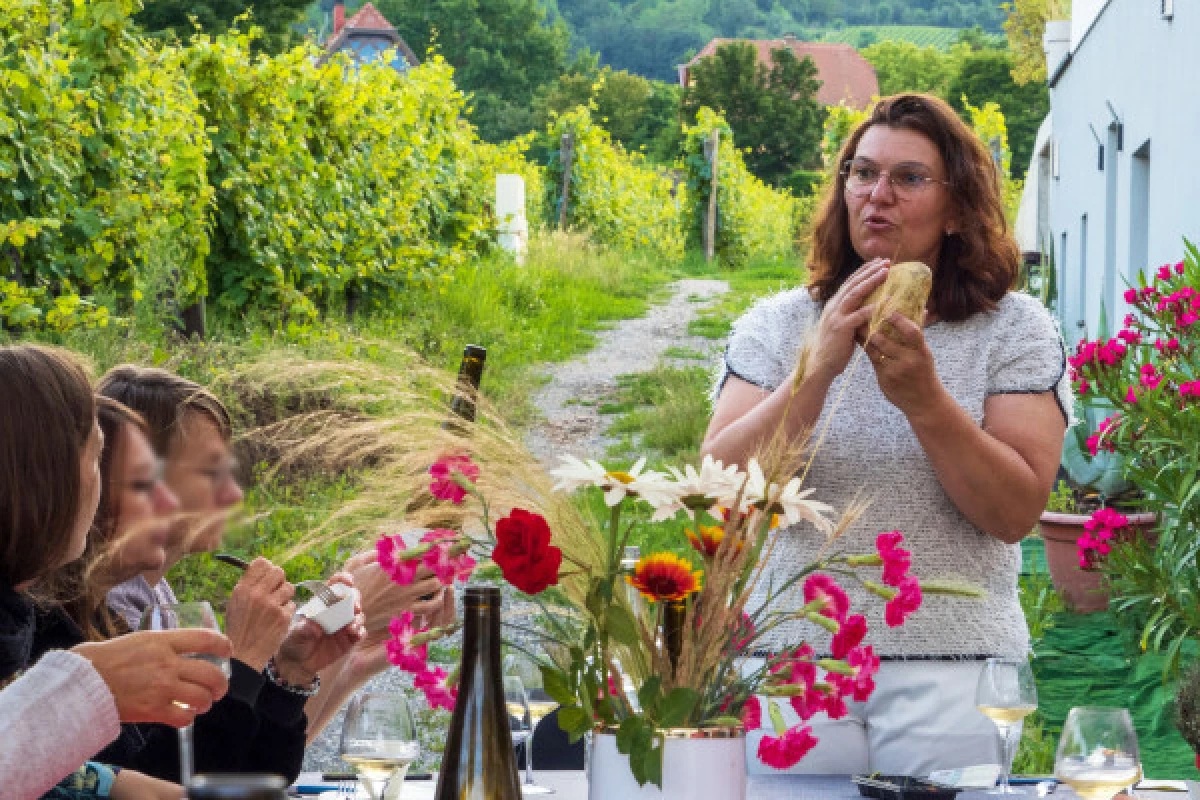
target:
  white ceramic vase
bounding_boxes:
[588,729,747,800]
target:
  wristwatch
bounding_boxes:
[265,656,322,696]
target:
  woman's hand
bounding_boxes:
[805,259,891,383]
[864,310,946,417]
[344,550,447,634]
[72,629,231,727]
[224,557,296,672]
[274,572,366,685]
[339,579,456,684]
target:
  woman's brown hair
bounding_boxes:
[807,93,1021,322]
[55,397,151,639]
[0,345,95,588]
[97,364,231,457]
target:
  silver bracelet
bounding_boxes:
[265,656,321,697]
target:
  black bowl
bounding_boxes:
[852,774,962,800]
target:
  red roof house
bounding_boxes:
[323,2,419,71]
[678,35,879,109]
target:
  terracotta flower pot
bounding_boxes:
[1039,510,1157,613]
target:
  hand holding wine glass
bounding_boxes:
[138,601,231,787]
[1054,707,1142,800]
[975,657,1038,795]
[339,691,421,800]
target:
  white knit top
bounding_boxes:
[715,288,1072,658]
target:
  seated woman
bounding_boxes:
[98,365,455,739]
[32,396,364,783]
[0,344,231,798]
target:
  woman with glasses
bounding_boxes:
[703,94,1069,775]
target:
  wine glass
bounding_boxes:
[1054,707,1142,800]
[138,601,231,787]
[505,677,534,760]
[975,657,1038,794]
[339,691,420,800]
[505,652,556,796]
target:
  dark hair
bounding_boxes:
[0,345,95,588]
[97,364,231,456]
[56,397,149,640]
[807,93,1020,322]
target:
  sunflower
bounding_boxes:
[626,552,703,602]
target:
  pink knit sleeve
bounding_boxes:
[0,650,121,799]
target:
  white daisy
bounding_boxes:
[550,454,609,493]
[655,455,745,521]
[772,477,835,535]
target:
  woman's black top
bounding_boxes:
[30,606,307,784]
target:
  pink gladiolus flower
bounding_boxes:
[884,576,922,627]
[385,612,429,673]
[377,534,419,586]
[831,614,868,660]
[804,574,849,622]
[757,725,818,770]
[742,695,762,731]
[876,531,912,586]
[415,666,457,711]
[429,455,480,504]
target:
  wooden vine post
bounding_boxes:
[704,129,720,262]
[557,130,575,231]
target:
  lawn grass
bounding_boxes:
[683,251,806,341]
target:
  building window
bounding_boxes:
[1129,141,1151,281]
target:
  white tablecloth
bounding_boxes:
[295,771,1193,799]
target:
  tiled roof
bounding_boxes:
[344,3,395,31]
[682,39,879,108]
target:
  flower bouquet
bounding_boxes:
[374,443,964,788]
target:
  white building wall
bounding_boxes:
[1047,0,1198,346]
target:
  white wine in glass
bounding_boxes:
[975,657,1038,795]
[138,601,229,787]
[505,676,533,752]
[1054,706,1142,800]
[504,653,556,796]
[340,692,421,800]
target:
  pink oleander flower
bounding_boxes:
[828,646,881,703]
[884,576,922,628]
[415,666,457,711]
[876,531,912,587]
[1125,386,1139,404]
[419,529,476,584]
[1158,264,1175,282]
[758,725,818,770]
[385,612,429,673]
[377,534,419,586]
[1124,288,1139,304]
[742,695,762,731]
[429,454,479,504]
[803,574,849,622]
[1180,311,1198,328]
[1177,260,1187,275]
[1118,329,1141,345]
[830,614,867,660]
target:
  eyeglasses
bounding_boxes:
[841,159,951,198]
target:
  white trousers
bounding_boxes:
[744,659,1006,777]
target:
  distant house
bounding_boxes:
[322,2,419,72]
[677,35,879,109]
[1016,0,1191,342]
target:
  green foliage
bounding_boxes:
[681,42,824,185]
[1002,0,1072,85]
[532,66,683,163]
[371,0,570,142]
[544,107,685,261]
[681,108,800,268]
[862,39,953,97]
[1,0,211,331]
[960,97,1023,221]
[1044,479,1079,514]
[133,0,312,53]
[823,25,999,50]
[948,47,1049,180]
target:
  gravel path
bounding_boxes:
[524,277,729,465]
[302,276,730,773]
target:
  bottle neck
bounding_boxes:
[461,597,502,669]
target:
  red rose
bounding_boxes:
[492,508,562,595]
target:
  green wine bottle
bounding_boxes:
[444,344,486,429]
[433,586,521,800]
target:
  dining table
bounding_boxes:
[292,771,1195,799]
